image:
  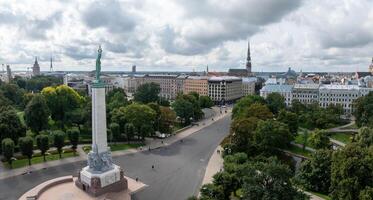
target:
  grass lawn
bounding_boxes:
[285,144,312,158]
[329,132,352,144]
[307,191,331,200]
[3,150,78,169]
[172,123,185,133]
[294,133,310,146]
[17,111,25,126]
[82,143,143,154]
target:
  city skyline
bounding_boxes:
[0,0,372,72]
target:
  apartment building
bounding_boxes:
[143,74,179,99]
[260,85,293,106]
[183,76,209,96]
[292,84,320,104]
[208,76,242,104]
[242,77,256,96]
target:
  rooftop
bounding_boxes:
[208,76,242,82]
[260,84,293,93]
[293,83,320,89]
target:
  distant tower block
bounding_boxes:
[32,57,40,76]
[132,65,136,73]
[246,41,251,73]
[6,65,12,83]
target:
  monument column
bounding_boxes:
[75,46,128,197]
[91,83,108,153]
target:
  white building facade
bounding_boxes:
[292,84,320,104]
[260,85,293,106]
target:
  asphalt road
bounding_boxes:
[0,115,231,200]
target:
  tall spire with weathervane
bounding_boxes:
[246,40,251,73]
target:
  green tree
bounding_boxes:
[18,136,34,166]
[177,94,204,120]
[172,98,194,125]
[188,91,200,100]
[266,92,286,115]
[157,96,170,106]
[295,149,332,194]
[359,187,373,200]
[159,106,176,134]
[355,127,373,147]
[291,99,307,114]
[254,120,293,154]
[199,96,214,108]
[66,107,88,132]
[0,83,25,106]
[278,110,299,135]
[0,106,26,143]
[122,104,156,140]
[140,124,154,139]
[0,92,11,107]
[24,94,50,134]
[21,93,34,109]
[134,83,160,103]
[107,90,128,112]
[52,130,65,158]
[12,76,27,89]
[41,85,84,128]
[308,129,330,149]
[230,117,259,154]
[109,122,121,143]
[242,157,308,200]
[331,144,373,200]
[124,123,136,142]
[107,87,127,101]
[242,103,273,120]
[200,183,225,200]
[147,102,161,131]
[111,107,126,131]
[354,92,373,128]
[35,135,49,162]
[1,138,15,168]
[25,75,63,92]
[232,95,265,119]
[67,128,79,155]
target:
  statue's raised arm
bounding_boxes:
[95,45,102,81]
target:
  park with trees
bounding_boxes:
[0,78,214,169]
[195,92,373,200]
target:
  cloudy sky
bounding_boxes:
[0,0,372,72]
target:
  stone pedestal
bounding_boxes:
[75,165,128,197]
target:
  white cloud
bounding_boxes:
[0,0,371,72]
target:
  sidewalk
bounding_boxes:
[0,107,231,180]
[200,146,223,186]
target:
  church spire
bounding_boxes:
[50,57,53,72]
[246,40,251,73]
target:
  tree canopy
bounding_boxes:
[42,85,84,127]
[24,94,50,133]
[232,95,265,119]
[122,103,156,140]
[266,92,286,115]
[354,92,373,127]
[134,82,160,104]
[0,106,26,143]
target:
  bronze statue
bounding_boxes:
[95,45,102,81]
